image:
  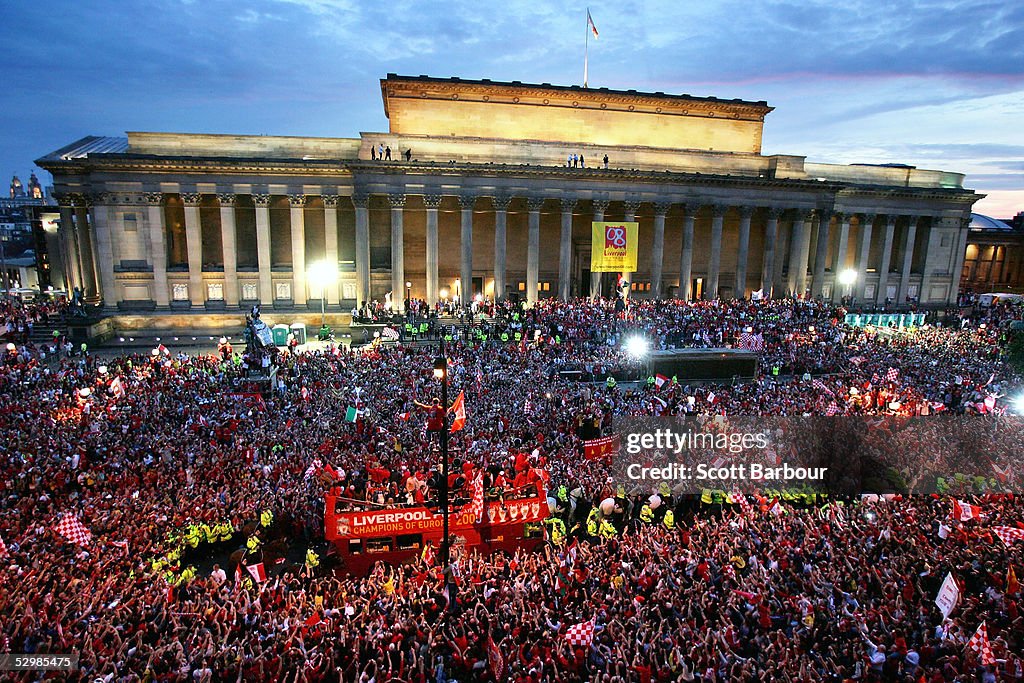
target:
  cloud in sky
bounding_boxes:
[1,0,1021,215]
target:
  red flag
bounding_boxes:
[487,635,505,680]
[952,499,982,522]
[966,621,994,665]
[448,391,466,432]
[587,9,599,38]
[993,526,1024,546]
[245,562,267,583]
[565,618,596,647]
[54,515,92,546]
[583,434,620,460]
[654,373,669,390]
[1007,564,1019,596]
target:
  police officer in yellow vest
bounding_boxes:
[306,549,320,568]
[598,518,617,540]
[544,517,566,546]
[586,507,601,537]
[185,525,200,548]
[663,509,675,530]
[639,503,654,524]
[260,509,273,528]
[246,534,261,553]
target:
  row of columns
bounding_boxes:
[58,190,945,310]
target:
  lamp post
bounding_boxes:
[432,340,452,594]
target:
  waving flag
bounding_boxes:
[654,373,669,390]
[565,618,596,647]
[885,367,899,383]
[966,621,994,665]
[934,572,960,619]
[993,526,1024,546]
[245,562,268,584]
[55,515,92,546]
[448,391,466,432]
[109,376,126,399]
[487,635,505,680]
[587,9,598,38]
[952,499,982,522]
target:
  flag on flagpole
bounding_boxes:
[654,373,669,390]
[448,391,466,432]
[966,621,995,665]
[54,515,92,546]
[565,618,596,647]
[587,9,598,38]
[110,376,126,399]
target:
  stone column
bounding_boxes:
[831,213,851,303]
[218,193,239,307]
[948,215,971,305]
[897,216,918,304]
[352,193,370,307]
[558,197,576,301]
[389,193,406,312]
[142,192,168,309]
[706,204,726,300]
[621,200,640,298]
[423,194,441,305]
[492,195,511,302]
[855,213,875,303]
[323,195,340,305]
[57,198,82,294]
[875,214,897,306]
[182,192,204,307]
[74,196,100,304]
[288,194,307,306]
[790,210,814,297]
[917,217,935,304]
[811,209,832,299]
[651,202,669,298]
[678,205,696,301]
[89,194,118,309]
[735,206,753,298]
[253,194,273,306]
[458,194,475,307]
[590,199,608,299]
[761,208,781,297]
[526,197,544,306]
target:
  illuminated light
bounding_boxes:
[405,281,412,288]
[1012,394,1024,415]
[623,335,650,359]
[155,337,161,342]
[129,337,135,342]
[838,269,857,287]
[439,288,449,299]
[173,337,179,341]
[119,337,125,342]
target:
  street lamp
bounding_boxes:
[432,340,453,603]
[307,261,338,328]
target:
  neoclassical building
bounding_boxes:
[38,74,980,320]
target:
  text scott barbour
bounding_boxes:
[625,462,829,482]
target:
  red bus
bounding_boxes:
[324,483,549,575]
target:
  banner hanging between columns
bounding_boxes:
[591,221,638,273]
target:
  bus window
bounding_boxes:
[348,539,363,555]
[366,537,394,554]
[524,522,544,540]
[396,534,422,551]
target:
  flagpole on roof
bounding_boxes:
[584,8,590,88]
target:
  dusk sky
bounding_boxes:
[3,0,1022,216]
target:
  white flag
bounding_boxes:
[934,572,960,619]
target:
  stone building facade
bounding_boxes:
[37,74,980,319]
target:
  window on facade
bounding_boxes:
[123,213,137,233]
[518,282,525,291]
[366,537,393,554]
[396,534,422,551]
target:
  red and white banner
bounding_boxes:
[565,618,596,647]
[54,515,92,546]
[583,434,620,461]
[245,562,268,583]
[966,621,994,665]
[952,499,982,522]
[448,391,466,432]
[934,572,960,619]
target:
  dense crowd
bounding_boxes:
[1,297,1022,682]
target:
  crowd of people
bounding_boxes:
[1,296,1022,682]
